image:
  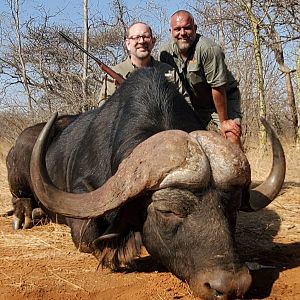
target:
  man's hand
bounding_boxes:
[220,119,242,147]
[220,119,241,137]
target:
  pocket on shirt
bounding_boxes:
[187,64,205,85]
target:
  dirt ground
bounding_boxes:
[0,140,299,300]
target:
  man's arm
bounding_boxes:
[211,86,227,123]
[212,86,241,143]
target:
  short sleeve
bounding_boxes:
[201,45,228,88]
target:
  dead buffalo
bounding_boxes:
[29,68,285,299]
[6,114,78,229]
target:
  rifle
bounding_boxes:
[59,31,125,86]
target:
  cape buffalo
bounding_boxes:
[26,68,285,299]
[6,114,78,229]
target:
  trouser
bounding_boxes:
[195,88,242,131]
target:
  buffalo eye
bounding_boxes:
[149,205,185,236]
[151,188,197,220]
[155,208,186,219]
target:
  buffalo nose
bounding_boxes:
[189,266,252,299]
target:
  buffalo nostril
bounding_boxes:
[204,282,210,288]
[205,277,228,294]
[204,282,226,298]
[190,268,252,299]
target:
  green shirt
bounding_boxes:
[160,34,239,111]
[99,56,184,102]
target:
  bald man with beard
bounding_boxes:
[160,10,242,147]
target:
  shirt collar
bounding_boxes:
[127,56,155,69]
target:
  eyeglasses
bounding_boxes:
[127,34,152,42]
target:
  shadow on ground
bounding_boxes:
[237,203,300,299]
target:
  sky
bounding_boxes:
[0,0,189,27]
[0,0,191,43]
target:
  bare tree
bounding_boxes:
[9,0,34,114]
[256,1,300,143]
[191,0,299,145]
[82,0,89,109]
[297,42,300,146]
[216,0,225,50]
[133,0,169,56]
[0,1,129,115]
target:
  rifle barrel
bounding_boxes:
[59,31,124,85]
[59,31,103,66]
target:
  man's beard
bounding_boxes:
[173,36,195,52]
[135,49,150,59]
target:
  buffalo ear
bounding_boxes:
[240,118,285,212]
[239,189,252,212]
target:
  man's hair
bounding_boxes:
[125,22,153,38]
[170,10,195,25]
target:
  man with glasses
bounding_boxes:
[160,10,242,147]
[100,22,182,101]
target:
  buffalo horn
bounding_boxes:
[30,113,210,219]
[241,118,286,211]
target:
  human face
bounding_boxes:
[125,23,156,60]
[170,13,197,53]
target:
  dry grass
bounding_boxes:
[0,139,11,213]
[246,142,300,182]
[0,221,75,255]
